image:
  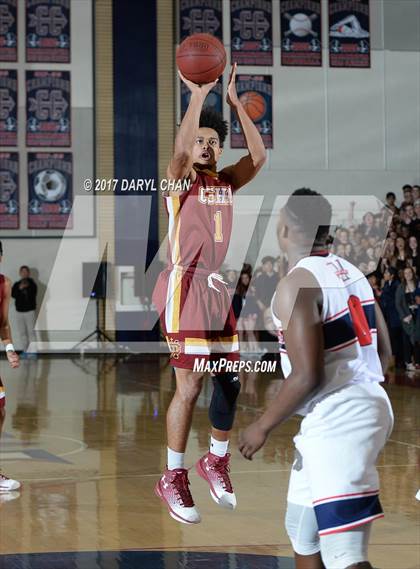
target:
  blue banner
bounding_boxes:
[26,70,71,147]
[26,0,70,63]
[280,0,322,67]
[28,152,73,229]
[0,151,19,229]
[231,74,273,149]
[0,69,17,146]
[329,0,370,68]
[231,0,273,66]
[0,0,17,62]
[179,0,223,41]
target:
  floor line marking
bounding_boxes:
[18,463,417,483]
[388,438,420,449]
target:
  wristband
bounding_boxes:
[5,343,15,352]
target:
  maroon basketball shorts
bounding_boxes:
[153,266,239,370]
[0,377,5,408]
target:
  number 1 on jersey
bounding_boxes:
[214,210,223,243]
[348,295,373,346]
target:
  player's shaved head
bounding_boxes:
[280,188,332,248]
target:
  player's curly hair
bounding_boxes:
[285,188,332,244]
[199,107,228,146]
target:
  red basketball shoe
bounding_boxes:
[155,468,201,524]
[196,452,236,509]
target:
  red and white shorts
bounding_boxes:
[288,382,393,536]
[153,266,239,370]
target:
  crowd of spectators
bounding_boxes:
[225,184,420,371]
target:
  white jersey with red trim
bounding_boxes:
[271,253,383,415]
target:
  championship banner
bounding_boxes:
[0,69,17,146]
[26,0,70,63]
[0,152,19,229]
[231,0,273,66]
[181,76,223,118]
[280,0,322,67]
[0,0,17,62]
[329,0,370,68]
[231,75,272,149]
[179,0,223,41]
[26,70,71,147]
[27,152,73,229]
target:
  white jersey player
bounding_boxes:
[239,189,394,569]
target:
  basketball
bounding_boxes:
[239,91,266,121]
[176,33,226,84]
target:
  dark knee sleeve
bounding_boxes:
[209,372,241,431]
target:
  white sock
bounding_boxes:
[167,447,185,470]
[210,436,229,457]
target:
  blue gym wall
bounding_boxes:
[112,0,159,342]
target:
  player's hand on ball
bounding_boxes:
[7,350,19,369]
[178,70,218,98]
[226,63,239,108]
[239,421,268,460]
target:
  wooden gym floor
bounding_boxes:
[0,355,418,568]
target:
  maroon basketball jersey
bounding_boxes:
[164,170,235,272]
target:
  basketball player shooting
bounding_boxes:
[153,63,266,524]
[239,190,394,569]
[0,241,21,493]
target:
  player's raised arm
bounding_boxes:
[220,64,266,190]
[0,277,19,369]
[167,73,218,184]
[239,269,323,460]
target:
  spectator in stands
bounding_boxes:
[401,185,413,208]
[255,256,277,317]
[401,203,417,235]
[273,255,288,279]
[380,267,404,368]
[336,243,346,258]
[413,199,420,234]
[415,287,420,369]
[394,236,411,273]
[254,256,278,345]
[385,192,399,215]
[225,269,237,297]
[233,272,261,354]
[367,272,381,301]
[378,239,395,273]
[367,260,378,275]
[408,236,419,274]
[374,213,386,236]
[374,244,383,262]
[337,228,349,245]
[344,243,354,262]
[395,266,419,371]
[241,263,253,277]
[11,266,38,355]
[358,212,380,239]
